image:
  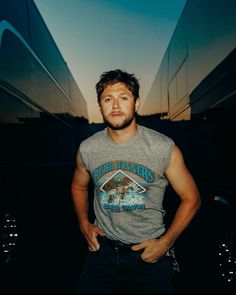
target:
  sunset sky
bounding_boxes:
[34,0,186,122]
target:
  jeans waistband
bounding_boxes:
[99,236,180,271]
[100,236,136,250]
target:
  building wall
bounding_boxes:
[141,0,236,120]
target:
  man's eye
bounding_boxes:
[104,98,111,103]
[121,96,128,101]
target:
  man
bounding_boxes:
[71,69,201,293]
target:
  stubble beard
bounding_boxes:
[102,109,137,130]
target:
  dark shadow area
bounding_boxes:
[0,115,89,294]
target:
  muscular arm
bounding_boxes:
[132,144,201,262]
[161,144,201,247]
[71,153,91,224]
[71,153,105,251]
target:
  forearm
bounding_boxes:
[71,186,90,226]
[161,197,201,247]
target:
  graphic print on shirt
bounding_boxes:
[93,161,155,212]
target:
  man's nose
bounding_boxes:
[112,99,120,109]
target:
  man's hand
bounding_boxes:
[131,238,172,263]
[80,221,106,251]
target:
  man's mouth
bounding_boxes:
[111,112,123,117]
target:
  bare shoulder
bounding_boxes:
[168,144,185,165]
[72,153,91,188]
[165,144,191,183]
[165,144,200,201]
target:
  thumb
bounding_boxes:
[131,242,145,251]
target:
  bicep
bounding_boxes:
[165,145,199,200]
[72,153,91,191]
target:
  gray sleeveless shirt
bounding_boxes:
[79,125,174,244]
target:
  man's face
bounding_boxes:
[99,82,140,130]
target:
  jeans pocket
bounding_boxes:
[137,251,159,264]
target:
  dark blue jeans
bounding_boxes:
[76,238,175,294]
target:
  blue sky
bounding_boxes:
[34,0,186,122]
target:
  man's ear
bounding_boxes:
[135,97,140,112]
[98,101,101,112]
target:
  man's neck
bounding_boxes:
[107,121,138,143]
